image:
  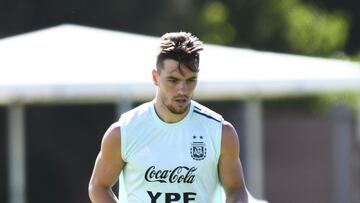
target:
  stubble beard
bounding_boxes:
[166,102,189,115]
[162,95,191,115]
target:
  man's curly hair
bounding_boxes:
[156,32,203,73]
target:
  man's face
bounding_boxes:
[153,59,198,115]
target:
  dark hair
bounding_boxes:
[156,32,203,72]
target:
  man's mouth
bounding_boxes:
[174,97,188,104]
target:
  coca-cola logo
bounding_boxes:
[145,166,197,184]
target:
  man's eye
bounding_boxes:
[168,79,177,83]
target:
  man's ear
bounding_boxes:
[152,69,159,86]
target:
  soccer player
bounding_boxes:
[89,32,248,203]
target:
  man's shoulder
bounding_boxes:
[102,122,121,147]
[119,101,152,124]
[191,100,223,123]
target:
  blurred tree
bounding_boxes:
[194,0,350,57]
[0,0,358,58]
[282,0,349,56]
[199,1,236,45]
[351,52,360,62]
[302,0,360,55]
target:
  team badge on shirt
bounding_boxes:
[190,135,206,161]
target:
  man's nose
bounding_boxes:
[177,82,188,95]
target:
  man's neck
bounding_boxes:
[153,99,189,123]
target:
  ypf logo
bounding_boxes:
[190,135,206,161]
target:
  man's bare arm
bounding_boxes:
[89,122,125,203]
[219,121,248,203]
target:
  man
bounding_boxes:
[89,32,248,203]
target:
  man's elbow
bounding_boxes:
[226,189,248,203]
[88,180,104,202]
[239,191,248,203]
[88,181,117,203]
[236,189,248,203]
[88,182,97,202]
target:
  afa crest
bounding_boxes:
[190,141,206,161]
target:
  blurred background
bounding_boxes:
[1,0,360,203]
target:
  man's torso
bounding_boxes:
[119,100,223,203]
